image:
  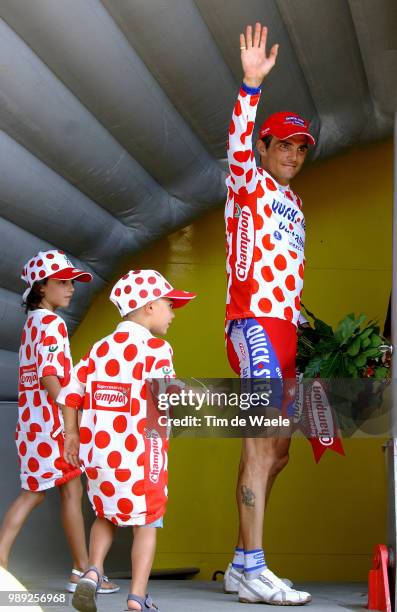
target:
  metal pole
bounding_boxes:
[387,111,397,610]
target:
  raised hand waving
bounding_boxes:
[240,23,279,89]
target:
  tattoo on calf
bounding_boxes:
[241,485,255,507]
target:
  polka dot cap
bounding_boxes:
[21,250,93,302]
[110,269,196,317]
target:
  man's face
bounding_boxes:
[257,135,309,185]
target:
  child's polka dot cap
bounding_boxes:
[21,249,92,302]
[110,269,196,317]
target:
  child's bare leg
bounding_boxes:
[0,490,45,568]
[59,477,88,580]
[83,517,115,581]
[128,526,157,611]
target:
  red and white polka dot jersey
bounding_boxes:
[225,86,305,327]
[16,309,80,492]
[57,321,176,527]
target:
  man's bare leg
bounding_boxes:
[237,437,290,551]
[235,435,310,604]
[264,438,292,506]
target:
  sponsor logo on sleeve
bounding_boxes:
[19,364,39,391]
[92,381,131,412]
[235,206,254,281]
[146,428,163,484]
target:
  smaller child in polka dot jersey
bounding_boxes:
[0,250,117,594]
[58,269,196,612]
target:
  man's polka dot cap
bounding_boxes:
[21,249,93,302]
[110,269,196,317]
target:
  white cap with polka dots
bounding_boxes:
[110,269,196,316]
[21,249,93,302]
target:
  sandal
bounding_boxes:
[98,574,120,594]
[66,568,84,593]
[67,568,119,594]
[126,593,160,611]
[72,566,101,612]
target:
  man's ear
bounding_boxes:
[256,138,267,161]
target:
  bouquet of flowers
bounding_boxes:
[297,307,391,380]
[295,308,392,456]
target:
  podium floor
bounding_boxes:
[20,575,368,611]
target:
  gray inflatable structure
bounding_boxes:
[0,0,395,398]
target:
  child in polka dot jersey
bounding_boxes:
[0,250,118,593]
[58,269,196,612]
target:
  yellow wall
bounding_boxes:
[71,139,392,582]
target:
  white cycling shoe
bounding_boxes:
[223,563,293,595]
[238,567,311,606]
[224,563,244,594]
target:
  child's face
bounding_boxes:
[148,298,175,335]
[40,279,75,311]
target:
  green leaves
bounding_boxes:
[314,318,334,338]
[347,337,360,356]
[298,309,391,380]
[334,314,366,345]
[345,361,358,377]
[303,355,323,379]
[370,334,383,348]
[354,354,367,368]
[319,352,343,378]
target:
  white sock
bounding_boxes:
[244,549,266,578]
[231,547,244,572]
